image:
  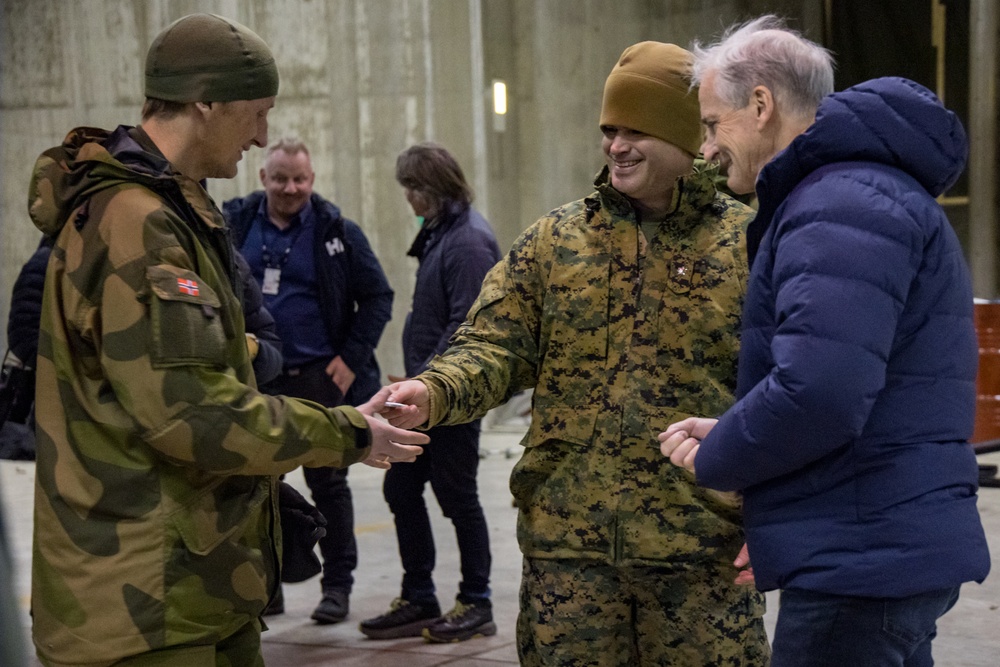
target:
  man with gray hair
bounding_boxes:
[28,13,425,666]
[660,15,990,666]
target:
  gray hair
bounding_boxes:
[691,15,834,120]
[265,135,311,160]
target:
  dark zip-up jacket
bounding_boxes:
[403,201,501,377]
[225,192,393,403]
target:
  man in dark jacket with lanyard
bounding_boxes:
[661,15,991,667]
[224,137,394,624]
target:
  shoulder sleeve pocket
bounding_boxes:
[147,265,228,368]
[467,268,509,327]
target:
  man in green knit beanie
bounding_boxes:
[28,14,426,666]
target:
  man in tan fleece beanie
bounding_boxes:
[378,41,767,666]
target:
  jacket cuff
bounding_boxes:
[333,405,372,452]
[421,378,446,428]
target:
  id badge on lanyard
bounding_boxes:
[262,267,282,295]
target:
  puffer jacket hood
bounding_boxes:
[29,126,177,238]
[748,77,967,265]
[760,77,967,210]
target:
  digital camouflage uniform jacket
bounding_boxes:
[28,126,371,666]
[422,164,753,565]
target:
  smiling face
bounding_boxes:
[260,148,315,223]
[601,126,694,217]
[697,70,770,195]
[200,97,274,180]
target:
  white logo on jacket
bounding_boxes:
[325,238,345,256]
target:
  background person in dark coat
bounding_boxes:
[660,15,990,667]
[234,250,284,387]
[360,142,501,643]
[1,238,282,460]
[0,236,52,461]
[225,136,395,624]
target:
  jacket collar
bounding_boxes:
[406,200,468,259]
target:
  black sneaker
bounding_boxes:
[422,599,497,643]
[359,598,441,639]
[311,588,349,624]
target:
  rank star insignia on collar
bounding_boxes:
[677,265,688,276]
[177,278,200,296]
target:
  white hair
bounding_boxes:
[691,15,835,119]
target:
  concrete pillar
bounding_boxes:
[968,0,999,298]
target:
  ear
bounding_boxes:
[194,102,213,115]
[259,166,267,186]
[750,85,775,129]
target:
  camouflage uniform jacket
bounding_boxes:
[27,126,371,666]
[421,164,753,565]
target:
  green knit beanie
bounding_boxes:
[145,13,279,103]
[599,42,702,156]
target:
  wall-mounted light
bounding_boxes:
[492,79,507,132]
[493,80,507,115]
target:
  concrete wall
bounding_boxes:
[1,0,486,378]
[0,0,780,375]
[6,0,992,381]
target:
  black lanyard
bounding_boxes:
[261,221,306,269]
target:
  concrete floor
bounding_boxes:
[3,427,999,666]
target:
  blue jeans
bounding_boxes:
[383,421,491,604]
[771,587,961,667]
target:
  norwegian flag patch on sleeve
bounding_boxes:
[177,277,200,296]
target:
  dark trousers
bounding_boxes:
[383,421,491,604]
[261,360,357,593]
[771,586,961,667]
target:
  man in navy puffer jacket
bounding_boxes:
[661,15,990,667]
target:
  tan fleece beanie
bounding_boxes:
[600,42,702,156]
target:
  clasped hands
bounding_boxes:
[657,416,717,474]
[353,377,431,470]
[658,416,754,586]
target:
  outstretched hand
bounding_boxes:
[367,381,431,430]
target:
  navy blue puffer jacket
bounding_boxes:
[403,202,501,377]
[697,77,990,597]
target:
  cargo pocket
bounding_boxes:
[169,477,270,556]
[512,405,608,556]
[519,405,599,450]
[147,265,227,368]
